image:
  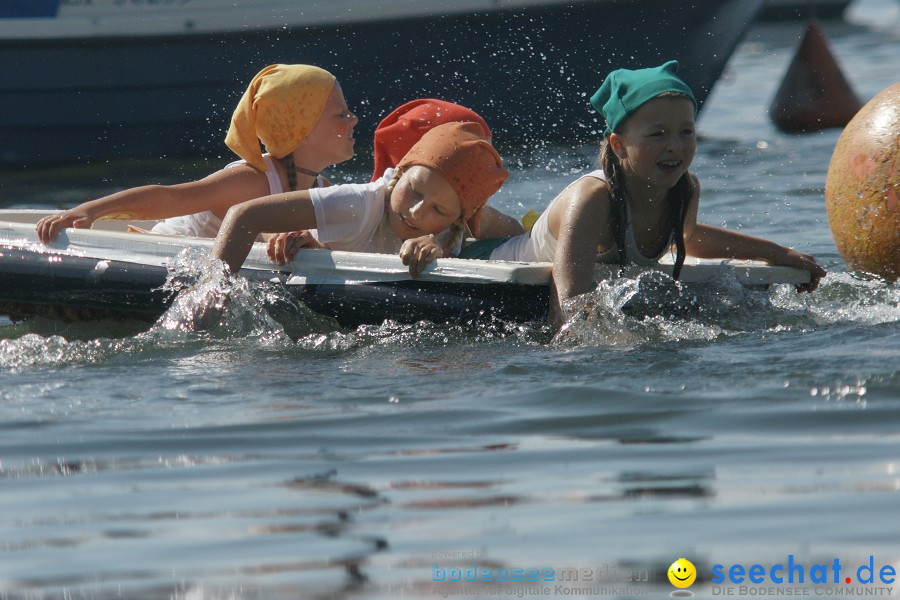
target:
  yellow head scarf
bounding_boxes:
[225,64,336,172]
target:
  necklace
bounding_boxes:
[287,163,319,178]
[279,156,319,179]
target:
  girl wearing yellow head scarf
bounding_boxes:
[36,64,357,244]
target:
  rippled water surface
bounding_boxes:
[1,7,899,600]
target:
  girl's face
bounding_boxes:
[299,82,358,166]
[387,166,463,240]
[610,96,696,196]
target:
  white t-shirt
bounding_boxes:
[488,170,607,263]
[309,168,402,254]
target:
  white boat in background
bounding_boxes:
[760,0,853,20]
[0,210,810,327]
[0,0,766,165]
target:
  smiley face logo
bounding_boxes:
[668,558,697,588]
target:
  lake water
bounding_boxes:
[1,4,899,599]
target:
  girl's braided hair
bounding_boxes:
[279,155,300,191]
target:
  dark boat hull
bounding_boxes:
[0,245,549,328]
[0,0,766,165]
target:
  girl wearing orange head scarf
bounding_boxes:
[266,98,524,265]
[37,64,357,244]
[212,122,510,277]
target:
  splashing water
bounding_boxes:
[0,333,133,371]
[152,248,286,340]
[555,270,727,348]
[771,271,900,327]
[553,270,900,349]
[0,250,346,370]
[153,248,339,342]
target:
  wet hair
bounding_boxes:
[443,223,467,256]
[279,155,300,191]
[598,93,694,280]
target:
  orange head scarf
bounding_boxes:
[225,64,336,172]
[371,99,492,182]
[396,122,508,238]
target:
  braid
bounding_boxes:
[667,173,693,281]
[279,155,299,191]
[385,168,402,196]
[445,223,467,256]
[599,141,628,269]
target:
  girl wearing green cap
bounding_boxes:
[463,60,826,326]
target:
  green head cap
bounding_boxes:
[589,60,697,139]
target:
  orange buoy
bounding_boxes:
[824,83,900,280]
[770,23,863,133]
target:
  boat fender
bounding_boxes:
[824,82,900,280]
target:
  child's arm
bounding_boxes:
[683,176,826,290]
[262,172,335,264]
[212,192,317,272]
[479,206,526,237]
[36,167,270,244]
[550,178,612,328]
